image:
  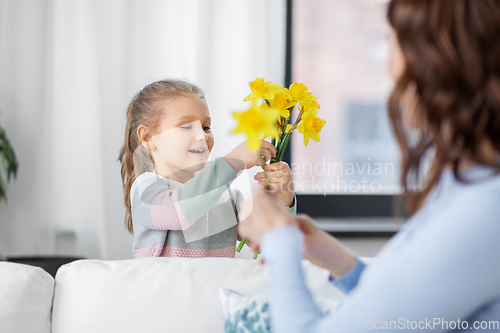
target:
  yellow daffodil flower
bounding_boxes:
[269,92,297,118]
[231,103,281,151]
[243,78,283,102]
[284,82,318,108]
[296,106,326,146]
[303,100,321,110]
[262,123,281,142]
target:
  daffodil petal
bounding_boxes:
[303,133,310,146]
[243,93,258,102]
[297,122,304,134]
[309,132,321,142]
[247,135,262,151]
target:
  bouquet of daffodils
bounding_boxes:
[231,78,326,258]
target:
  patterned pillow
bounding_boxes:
[219,288,340,333]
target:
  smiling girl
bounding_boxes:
[118,79,296,258]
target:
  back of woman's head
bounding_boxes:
[387,0,500,214]
[118,79,204,233]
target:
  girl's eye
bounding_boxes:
[204,126,211,131]
[180,126,191,130]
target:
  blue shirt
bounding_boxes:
[261,165,500,332]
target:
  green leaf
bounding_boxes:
[0,124,18,201]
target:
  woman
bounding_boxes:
[239,0,500,332]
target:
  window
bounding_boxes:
[284,0,405,220]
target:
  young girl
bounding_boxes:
[118,79,296,258]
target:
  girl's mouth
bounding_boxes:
[188,148,206,155]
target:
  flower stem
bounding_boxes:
[261,155,271,190]
[272,132,292,163]
[236,238,259,260]
[253,250,260,260]
[236,238,247,252]
[293,107,305,127]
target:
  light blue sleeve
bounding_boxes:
[260,190,500,333]
[260,226,323,333]
[328,257,366,294]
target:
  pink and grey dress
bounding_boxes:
[131,157,297,258]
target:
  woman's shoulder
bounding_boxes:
[456,171,500,203]
[436,172,500,227]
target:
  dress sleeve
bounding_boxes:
[260,190,500,333]
[175,157,241,223]
[131,157,240,231]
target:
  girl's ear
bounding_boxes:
[137,125,156,151]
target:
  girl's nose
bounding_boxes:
[194,123,207,141]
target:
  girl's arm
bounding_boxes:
[261,191,500,333]
[132,157,241,231]
[174,157,241,224]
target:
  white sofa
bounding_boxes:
[0,255,373,333]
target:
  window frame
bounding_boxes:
[283,0,405,221]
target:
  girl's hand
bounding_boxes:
[238,186,296,246]
[224,141,277,172]
[296,214,357,279]
[254,161,294,207]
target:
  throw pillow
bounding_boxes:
[219,288,340,333]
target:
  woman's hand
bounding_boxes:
[254,161,295,207]
[296,215,357,279]
[238,186,296,247]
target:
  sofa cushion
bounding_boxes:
[0,262,54,333]
[51,258,348,333]
[219,288,340,333]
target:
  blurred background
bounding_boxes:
[0,0,400,262]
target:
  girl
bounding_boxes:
[239,0,500,332]
[118,79,296,258]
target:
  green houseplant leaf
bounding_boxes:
[0,125,18,202]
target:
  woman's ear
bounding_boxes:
[137,125,156,151]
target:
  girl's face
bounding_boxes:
[150,94,214,181]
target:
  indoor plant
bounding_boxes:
[0,124,18,261]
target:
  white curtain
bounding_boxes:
[0,0,286,259]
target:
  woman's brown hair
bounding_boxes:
[387,0,500,215]
[118,79,205,233]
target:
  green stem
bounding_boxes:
[235,238,260,260]
[261,155,271,190]
[276,132,292,162]
[280,105,295,143]
[279,120,287,143]
[236,238,247,252]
